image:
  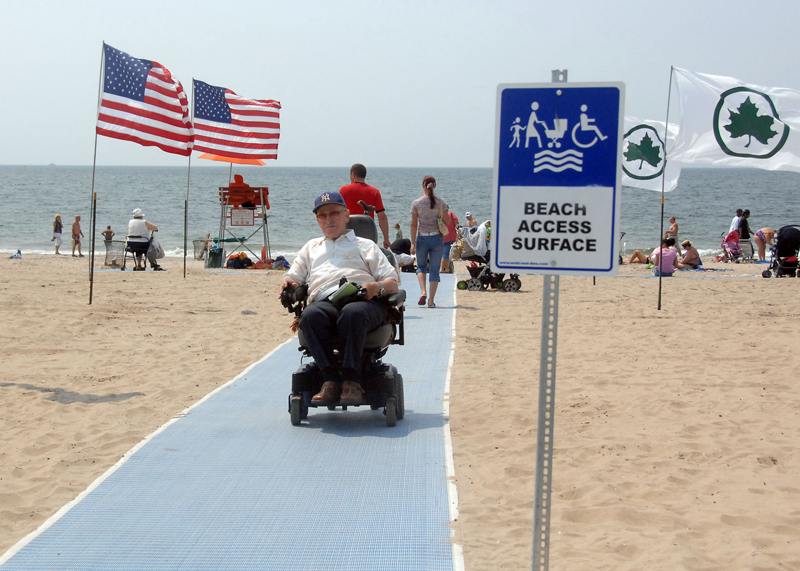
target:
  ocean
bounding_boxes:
[1,165,799,260]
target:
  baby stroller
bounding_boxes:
[455,224,521,292]
[716,230,744,263]
[762,225,800,278]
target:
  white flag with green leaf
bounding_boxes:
[622,117,681,191]
[668,68,800,172]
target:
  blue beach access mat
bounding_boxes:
[0,276,462,571]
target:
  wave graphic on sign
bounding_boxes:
[533,149,583,173]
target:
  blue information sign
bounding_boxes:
[491,82,625,276]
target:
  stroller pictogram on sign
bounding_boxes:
[543,118,569,148]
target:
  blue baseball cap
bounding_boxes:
[313,191,347,213]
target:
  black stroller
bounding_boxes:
[762,225,800,278]
[455,226,521,292]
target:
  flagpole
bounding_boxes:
[184,155,191,279]
[184,79,196,280]
[657,66,676,311]
[89,42,105,304]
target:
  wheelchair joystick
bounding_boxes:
[280,283,308,318]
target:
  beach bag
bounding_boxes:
[148,237,165,260]
[437,199,449,235]
[450,237,464,261]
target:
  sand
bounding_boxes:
[2,254,800,569]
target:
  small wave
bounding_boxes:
[533,156,584,167]
[534,149,582,159]
[534,164,582,173]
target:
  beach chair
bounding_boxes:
[121,235,151,271]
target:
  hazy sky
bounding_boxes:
[3,0,800,167]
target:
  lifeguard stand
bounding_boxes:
[217,184,271,262]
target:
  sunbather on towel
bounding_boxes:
[677,240,701,270]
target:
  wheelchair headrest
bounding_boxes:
[346,214,379,243]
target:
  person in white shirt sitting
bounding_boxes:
[279,192,399,406]
[128,208,163,271]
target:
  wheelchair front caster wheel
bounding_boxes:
[385,397,397,427]
[762,270,772,278]
[290,396,303,426]
[457,280,468,290]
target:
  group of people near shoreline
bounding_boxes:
[729,208,778,262]
[626,208,782,276]
[51,209,162,270]
[334,163,474,308]
[52,214,84,257]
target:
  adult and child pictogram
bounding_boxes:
[508,100,610,173]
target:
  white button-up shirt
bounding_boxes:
[286,230,399,302]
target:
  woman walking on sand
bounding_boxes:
[52,214,63,255]
[410,175,449,308]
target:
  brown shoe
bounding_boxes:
[311,381,341,404]
[339,381,364,405]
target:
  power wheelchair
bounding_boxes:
[281,214,407,427]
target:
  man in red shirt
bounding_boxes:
[339,163,391,248]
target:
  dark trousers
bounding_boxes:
[299,299,388,374]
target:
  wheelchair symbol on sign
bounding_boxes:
[571,104,608,148]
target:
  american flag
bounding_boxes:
[193,80,280,160]
[96,43,193,156]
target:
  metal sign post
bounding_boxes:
[491,79,625,571]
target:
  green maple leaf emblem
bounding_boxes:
[723,96,777,148]
[623,132,661,169]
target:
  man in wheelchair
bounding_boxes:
[280,191,399,406]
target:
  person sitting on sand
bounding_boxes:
[677,240,701,270]
[627,249,652,264]
[628,237,678,265]
[652,238,678,277]
[279,191,399,406]
[753,227,777,261]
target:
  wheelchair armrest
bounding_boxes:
[384,289,406,307]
